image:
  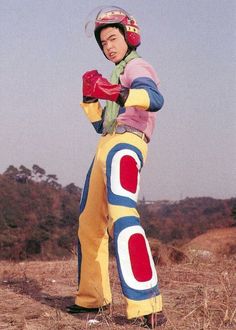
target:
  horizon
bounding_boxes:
[1,162,235,203]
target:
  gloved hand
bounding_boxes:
[82,70,129,106]
[82,70,99,103]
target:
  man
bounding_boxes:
[67,6,166,328]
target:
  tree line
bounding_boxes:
[0,165,235,260]
[0,165,81,260]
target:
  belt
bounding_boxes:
[103,125,149,143]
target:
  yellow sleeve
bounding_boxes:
[80,101,103,123]
[124,89,150,110]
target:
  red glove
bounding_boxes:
[83,70,124,103]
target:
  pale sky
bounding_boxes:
[1,0,236,200]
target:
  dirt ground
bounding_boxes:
[0,253,235,330]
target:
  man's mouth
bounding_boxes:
[109,52,116,58]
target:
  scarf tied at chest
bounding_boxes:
[103,50,140,134]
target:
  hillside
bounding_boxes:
[0,166,81,260]
[183,227,236,260]
[0,165,235,261]
[139,197,235,244]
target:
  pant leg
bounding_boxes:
[102,133,162,319]
[75,153,112,308]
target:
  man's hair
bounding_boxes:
[98,24,136,50]
[99,24,125,39]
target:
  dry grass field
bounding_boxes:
[0,229,235,330]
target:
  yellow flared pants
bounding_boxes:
[75,132,162,319]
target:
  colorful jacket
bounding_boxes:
[81,58,164,141]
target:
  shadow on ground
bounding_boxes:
[1,277,74,311]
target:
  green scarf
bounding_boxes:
[103,50,140,134]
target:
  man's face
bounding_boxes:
[100,26,128,63]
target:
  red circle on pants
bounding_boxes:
[128,233,152,282]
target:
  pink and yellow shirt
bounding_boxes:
[81,57,164,141]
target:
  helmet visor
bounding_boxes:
[85,6,131,37]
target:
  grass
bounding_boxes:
[0,255,235,329]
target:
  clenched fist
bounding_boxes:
[82,70,128,105]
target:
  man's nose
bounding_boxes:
[106,41,112,50]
